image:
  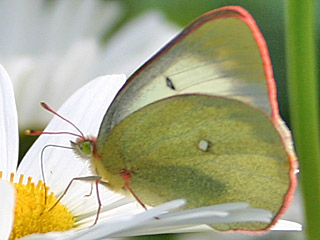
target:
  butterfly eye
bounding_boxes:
[71,140,93,159]
[80,141,93,157]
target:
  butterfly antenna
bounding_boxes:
[25,129,83,139]
[40,144,73,207]
[40,102,85,138]
[25,102,85,139]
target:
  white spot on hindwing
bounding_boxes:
[198,140,210,152]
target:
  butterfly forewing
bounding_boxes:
[98,8,273,143]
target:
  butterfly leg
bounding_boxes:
[48,176,102,225]
[120,168,147,211]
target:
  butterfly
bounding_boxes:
[54,6,297,232]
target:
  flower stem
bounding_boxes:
[285,1,320,239]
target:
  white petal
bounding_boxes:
[115,202,272,236]
[56,179,143,229]
[155,202,272,225]
[17,74,125,192]
[0,1,179,129]
[271,219,302,232]
[0,180,15,240]
[95,11,180,77]
[68,199,186,240]
[0,64,19,178]
[0,0,121,55]
[266,190,303,233]
[0,0,121,128]
[41,0,120,52]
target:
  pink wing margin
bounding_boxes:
[208,6,298,233]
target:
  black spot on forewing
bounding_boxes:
[166,77,176,90]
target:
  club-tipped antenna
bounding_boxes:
[25,129,84,139]
[35,102,85,138]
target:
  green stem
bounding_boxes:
[285,1,320,239]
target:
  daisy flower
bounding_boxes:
[0,63,298,240]
[0,0,180,128]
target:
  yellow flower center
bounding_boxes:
[0,172,75,240]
